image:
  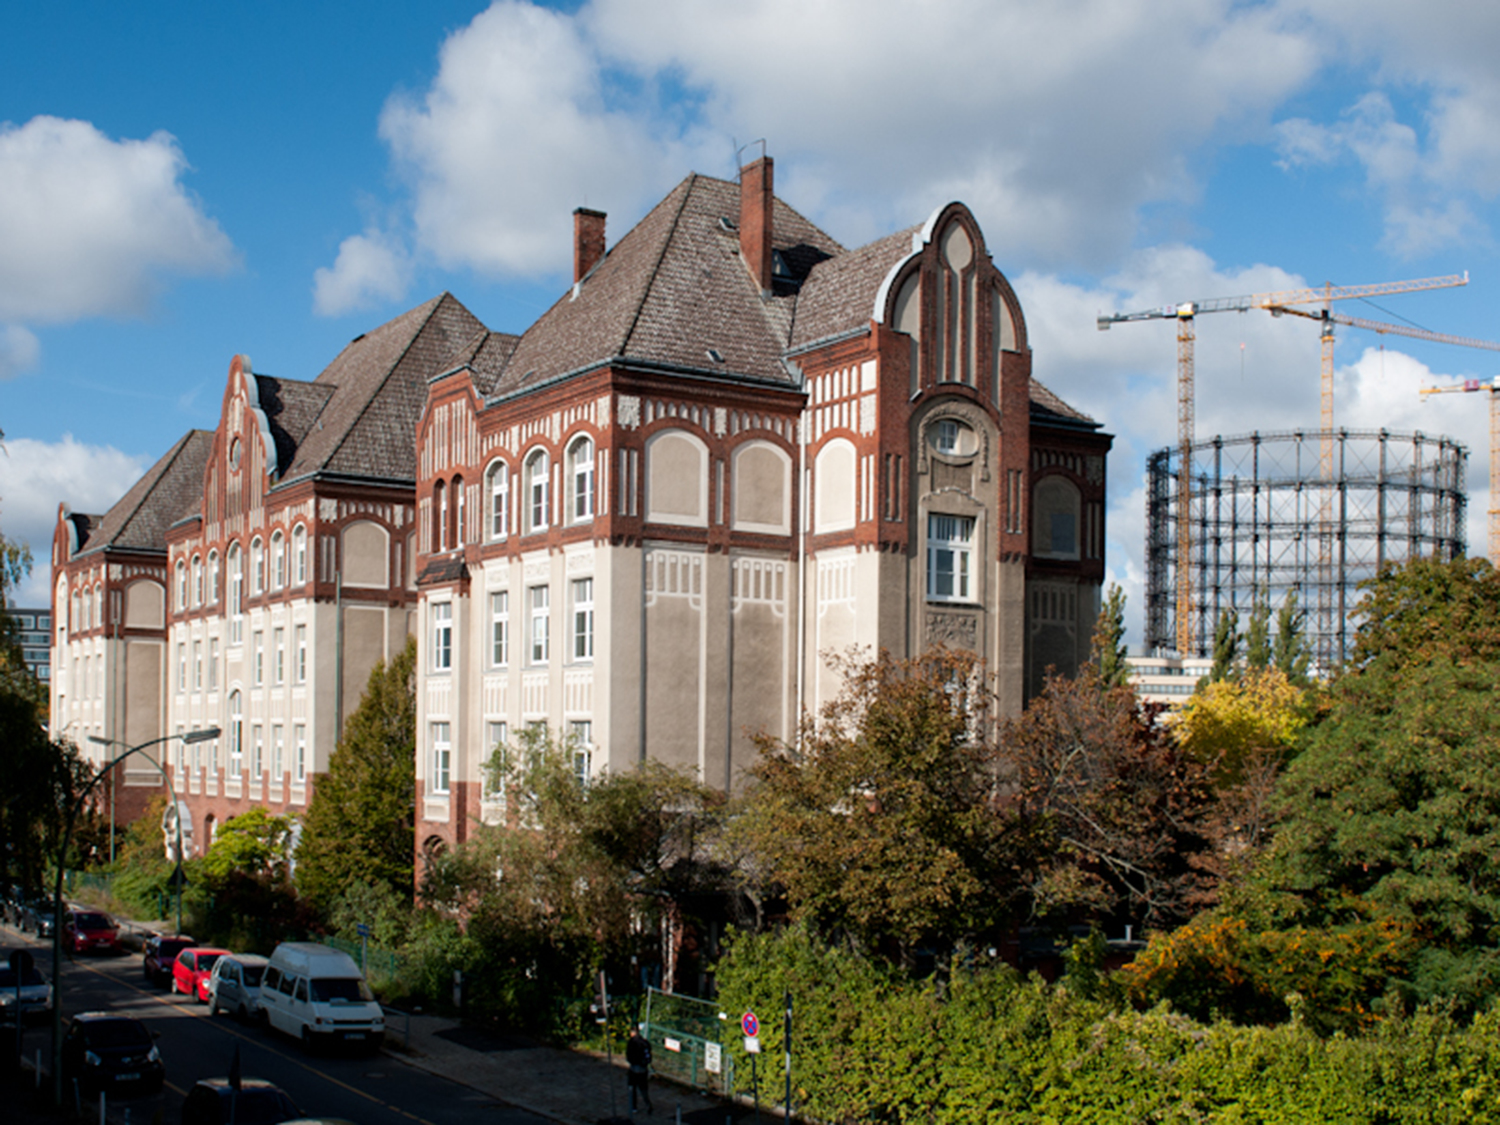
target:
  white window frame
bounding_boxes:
[229,691,243,778]
[250,537,264,596]
[295,623,307,683]
[568,720,592,787]
[483,721,509,805]
[491,591,509,667]
[569,436,594,522]
[192,556,204,607]
[525,450,549,534]
[176,562,188,612]
[273,626,285,685]
[431,722,452,794]
[572,577,593,661]
[228,544,244,644]
[292,525,307,585]
[927,513,975,602]
[294,724,307,782]
[207,550,220,604]
[529,585,549,664]
[271,723,284,781]
[177,643,187,692]
[253,630,265,686]
[488,461,510,540]
[208,637,219,691]
[193,640,203,691]
[431,601,452,671]
[271,531,286,590]
[251,723,263,777]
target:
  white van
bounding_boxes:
[259,943,384,1052]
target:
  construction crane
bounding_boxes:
[1421,374,1500,561]
[1099,273,1468,655]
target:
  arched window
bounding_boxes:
[569,436,594,522]
[228,543,244,644]
[93,584,103,630]
[71,589,81,632]
[487,461,510,541]
[228,690,244,778]
[175,561,188,612]
[433,480,448,552]
[452,474,465,548]
[525,450,549,534]
[292,525,307,585]
[207,550,220,604]
[271,531,285,589]
[250,537,264,595]
[192,555,204,607]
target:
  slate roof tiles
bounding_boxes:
[78,430,215,557]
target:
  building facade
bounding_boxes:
[410,158,1112,857]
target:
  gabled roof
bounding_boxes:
[1029,378,1100,429]
[490,175,842,399]
[76,430,214,557]
[790,225,919,350]
[278,293,486,483]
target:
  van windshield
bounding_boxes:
[310,977,374,1004]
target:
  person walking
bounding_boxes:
[626,1025,654,1115]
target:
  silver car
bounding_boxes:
[207,953,268,1021]
[0,962,53,1022]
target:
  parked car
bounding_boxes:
[60,1012,165,1096]
[64,910,121,954]
[180,1077,300,1125]
[143,933,198,987]
[259,943,384,1052]
[174,946,231,1002]
[19,896,60,937]
[0,961,52,1022]
[208,953,269,1020]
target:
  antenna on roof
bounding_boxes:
[734,139,767,179]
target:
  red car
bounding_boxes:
[173,947,231,1002]
[64,910,120,954]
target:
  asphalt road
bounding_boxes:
[3,924,553,1125]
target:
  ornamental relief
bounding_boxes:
[917,401,993,481]
[925,609,979,651]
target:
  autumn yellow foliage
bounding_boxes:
[1174,667,1306,779]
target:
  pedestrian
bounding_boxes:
[626,1024,654,1115]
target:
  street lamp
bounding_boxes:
[50,726,218,1107]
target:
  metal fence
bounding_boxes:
[320,934,404,986]
[641,987,735,1097]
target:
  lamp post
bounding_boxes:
[50,727,218,1107]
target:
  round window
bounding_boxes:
[228,436,241,470]
[929,418,976,456]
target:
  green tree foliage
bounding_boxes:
[1000,667,1216,929]
[741,648,1012,958]
[188,805,311,949]
[1273,589,1312,683]
[199,807,293,885]
[1349,555,1500,671]
[1209,608,1240,682]
[296,636,416,912]
[421,726,727,1027]
[1244,591,1271,672]
[1090,583,1130,689]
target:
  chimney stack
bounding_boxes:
[739,156,774,294]
[574,208,607,282]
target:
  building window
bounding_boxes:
[483,721,508,804]
[432,602,452,671]
[525,450,549,534]
[176,562,188,612]
[431,722,451,794]
[292,525,307,585]
[207,550,220,604]
[927,513,974,601]
[568,720,592,787]
[434,480,448,552]
[250,537,264,596]
[271,531,286,589]
[177,643,187,692]
[294,724,307,782]
[253,630,265,686]
[229,691,243,778]
[453,474,465,547]
[569,437,594,522]
[529,585,549,664]
[228,544,243,643]
[295,624,307,683]
[271,724,284,781]
[491,591,509,667]
[935,419,958,453]
[273,626,285,685]
[193,640,203,691]
[251,724,263,777]
[208,637,219,691]
[488,461,510,540]
[571,578,593,661]
[192,556,204,607]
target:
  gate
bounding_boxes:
[641,987,735,1097]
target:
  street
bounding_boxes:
[3,921,553,1125]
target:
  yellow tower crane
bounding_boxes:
[1099,273,1468,656]
[1421,374,1500,561]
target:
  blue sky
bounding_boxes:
[5,1,1500,648]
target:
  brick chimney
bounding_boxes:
[574,208,606,282]
[739,156,774,294]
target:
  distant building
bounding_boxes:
[1126,653,1214,709]
[10,607,52,684]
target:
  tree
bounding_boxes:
[741,648,1013,959]
[1348,555,1500,671]
[1000,667,1216,928]
[1209,609,1240,683]
[199,806,294,885]
[1272,590,1311,684]
[1244,592,1271,672]
[296,636,416,912]
[1174,667,1307,782]
[1090,583,1130,689]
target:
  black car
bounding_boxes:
[61,1012,165,1096]
[20,897,60,938]
[181,1078,300,1125]
[143,933,198,986]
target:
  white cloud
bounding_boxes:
[0,435,147,606]
[0,116,236,325]
[313,229,413,316]
[0,324,39,379]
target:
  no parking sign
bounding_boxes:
[742,1010,761,1052]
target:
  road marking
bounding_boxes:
[63,955,439,1125]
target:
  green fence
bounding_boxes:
[641,987,735,1097]
[320,935,404,985]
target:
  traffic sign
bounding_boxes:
[742,1011,759,1038]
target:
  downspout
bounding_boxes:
[334,570,344,746]
[791,361,809,742]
